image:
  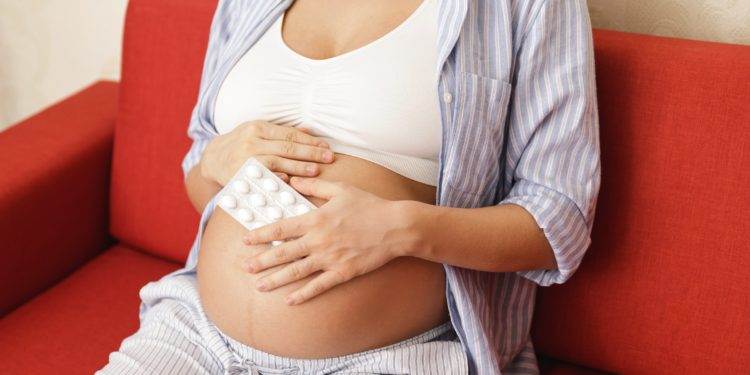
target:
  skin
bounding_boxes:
[187,0,557,358]
[244,179,556,304]
[192,121,449,358]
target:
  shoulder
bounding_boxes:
[212,0,280,31]
[508,0,589,38]
[209,0,277,41]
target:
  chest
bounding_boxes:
[205,0,518,206]
[281,0,424,61]
[213,0,442,161]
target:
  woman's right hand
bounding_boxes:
[200,120,334,187]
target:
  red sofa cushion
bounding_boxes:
[538,357,609,375]
[107,0,750,372]
[0,245,179,374]
[0,81,118,316]
[109,0,218,262]
[531,31,750,374]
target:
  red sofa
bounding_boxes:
[1,0,748,373]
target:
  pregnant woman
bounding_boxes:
[99,0,600,374]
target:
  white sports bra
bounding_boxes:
[214,0,441,186]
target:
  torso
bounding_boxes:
[197,0,450,359]
[213,0,442,186]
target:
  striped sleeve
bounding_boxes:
[181,0,233,181]
[500,0,601,286]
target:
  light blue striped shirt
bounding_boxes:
[174,0,601,373]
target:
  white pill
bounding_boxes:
[219,195,237,209]
[232,180,250,194]
[279,191,295,205]
[266,206,283,220]
[271,240,284,247]
[295,204,311,215]
[262,178,279,191]
[249,193,266,206]
[237,208,253,222]
[245,165,262,178]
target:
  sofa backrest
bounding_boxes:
[110,0,217,262]
[111,1,750,372]
[531,30,750,374]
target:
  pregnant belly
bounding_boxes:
[196,153,449,359]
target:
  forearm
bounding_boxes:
[185,160,222,214]
[402,200,557,273]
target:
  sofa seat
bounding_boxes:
[0,245,180,374]
[0,241,609,375]
[537,358,610,375]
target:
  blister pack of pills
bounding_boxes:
[216,158,317,245]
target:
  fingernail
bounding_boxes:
[256,280,267,291]
[318,141,330,148]
[286,295,296,305]
[305,164,316,174]
[322,151,333,162]
[244,261,255,273]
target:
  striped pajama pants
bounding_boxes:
[96,271,468,375]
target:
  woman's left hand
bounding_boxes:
[241,176,418,305]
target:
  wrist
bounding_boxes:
[198,138,220,183]
[393,200,440,259]
[197,157,217,186]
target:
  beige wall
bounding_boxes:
[588,0,750,45]
[1,0,748,132]
[0,0,128,131]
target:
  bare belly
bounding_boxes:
[196,153,449,359]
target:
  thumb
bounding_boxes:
[290,177,344,201]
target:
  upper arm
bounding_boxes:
[499,0,601,286]
[181,0,235,181]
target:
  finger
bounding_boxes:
[286,268,353,305]
[274,172,290,183]
[258,140,333,164]
[297,127,314,136]
[261,122,330,148]
[244,239,310,274]
[289,177,346,201]
[243,214,306,245]
[255,256,320,292]
[254,155,321,177]
[297,128,329,148]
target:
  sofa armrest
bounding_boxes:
[0,80,119,317]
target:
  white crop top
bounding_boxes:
[213,0,441,186]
